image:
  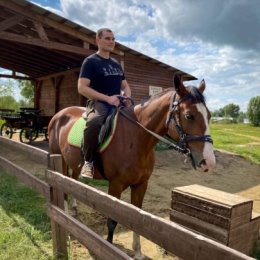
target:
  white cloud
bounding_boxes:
[30,0,260,112]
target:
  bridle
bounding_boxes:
[165,92,213,156]
[118,92,213,160]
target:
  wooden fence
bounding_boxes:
[0,136,256,260]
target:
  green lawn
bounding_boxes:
[0,171,53,260]
[210,123,260,164]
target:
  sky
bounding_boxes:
[2,0,260,111]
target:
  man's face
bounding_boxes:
[97,31,115,52]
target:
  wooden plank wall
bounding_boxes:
[58,72,79,110]
[124,53,173,102]
[40,77,56,116]
[38,53,175,115]
[39,71,80,115]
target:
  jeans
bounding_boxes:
[83,101,113,162]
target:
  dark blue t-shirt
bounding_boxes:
[79,53,125,96]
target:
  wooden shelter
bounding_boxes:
[0,0,196,116]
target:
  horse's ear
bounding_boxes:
[173,75,187,96]
[198,79,206,93]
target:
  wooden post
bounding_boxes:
[48,154,68,260]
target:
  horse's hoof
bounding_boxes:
[133,253,151,260]
[71,206,78,218]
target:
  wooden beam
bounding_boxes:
[34,80,43,109]
[33,21,48,40]
[0,155,49,199]
[0,136,49,165]
[37,68,80,81]
[51,76,64,113]
[0,73,33,80]
[0,31,94,56]
[48,205,132,260]
[0,0,124,56]
[0,14,24,32]
[48,155,68,260]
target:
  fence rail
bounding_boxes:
[0,155,49,198]
[0,136,49,165]
[48,204,132,260]
[0,137,255,260]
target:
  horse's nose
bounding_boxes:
[198,159,208,172]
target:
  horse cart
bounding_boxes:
[0,108,52,144]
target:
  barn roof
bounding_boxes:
[0,0,196,81]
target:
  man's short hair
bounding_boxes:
[96,28,113,38]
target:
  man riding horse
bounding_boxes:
[78,28,132,178]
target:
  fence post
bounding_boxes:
[48,154,68,260]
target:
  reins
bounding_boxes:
[118,92,213,159]
[119,108,190,155]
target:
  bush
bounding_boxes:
[247,96,260,126]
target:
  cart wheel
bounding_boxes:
[44,129,48,141]
[20,128,37,144]
[0,123,13,139]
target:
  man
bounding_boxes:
[78,28,131,178]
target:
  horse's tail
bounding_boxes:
[48,111,62,154]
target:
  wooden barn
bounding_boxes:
[0,0,196,116]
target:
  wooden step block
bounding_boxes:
[171,185,259,255]
[171,200,252,229]
[172,185,253,228]
[170,209,228,243]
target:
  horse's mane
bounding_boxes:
[138,86,205,107]
[187,86,206,104]
[138,88,173,107]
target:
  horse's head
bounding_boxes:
[167,75,216,172]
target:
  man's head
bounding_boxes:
[96,28,115,53]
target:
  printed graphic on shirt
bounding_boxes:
[103,64,124,77]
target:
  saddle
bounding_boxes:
[67,107,119,153]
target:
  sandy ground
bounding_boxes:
[0,137,260,259]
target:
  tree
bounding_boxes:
[247,96,260,126]
[237,111,246,123]
[19,80,34,106]
[0,79,16,97]
[0,95,19,110]
[212,108,224,117]
[223,103,240,118]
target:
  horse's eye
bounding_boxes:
[185,114,194,120]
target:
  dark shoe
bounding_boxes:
[80,161,94,178]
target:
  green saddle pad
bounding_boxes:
[67,113,118,153]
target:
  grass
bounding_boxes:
[210,123,260,164]
[0,171,53,260]
[80,178,108,190]
[0,122,259,259]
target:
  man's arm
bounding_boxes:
[121,79,131,97]
[78,77,120,106]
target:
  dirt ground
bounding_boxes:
[1,137,260,260]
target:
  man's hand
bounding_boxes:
[122,97,134,107]
[106,95,120,106]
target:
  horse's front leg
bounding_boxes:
[130,181,148,260]
[107,181,123,243]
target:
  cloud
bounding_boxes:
[30,0,260,112]
[149,0,260,52]
[60,0,155,37]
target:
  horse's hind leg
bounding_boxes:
[107,181,123,243]
[69,168,81,216]
[107,218,118,243]
[130,181,148,260]
[60,158,70,214]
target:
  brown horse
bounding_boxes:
[48,76,215,259]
